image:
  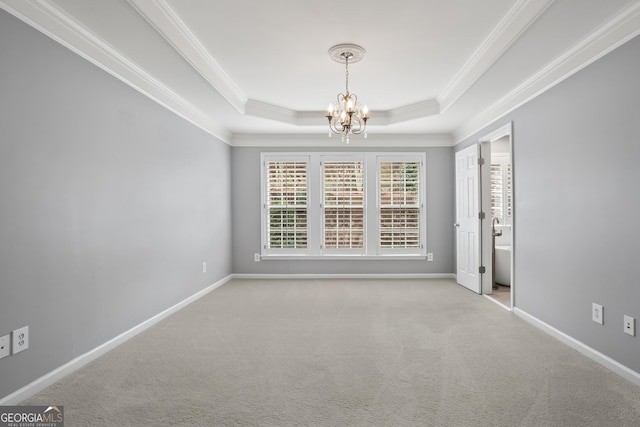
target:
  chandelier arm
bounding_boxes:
[328,119,343,134]
[350,117,365,134]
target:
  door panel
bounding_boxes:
[455,145,481,293]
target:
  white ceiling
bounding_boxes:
[2,0,639,146]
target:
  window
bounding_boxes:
[378,159,422,252]
[261,152,426,258]
[264,157,309,254]
[490,154,511,225]
[322,159,365,253]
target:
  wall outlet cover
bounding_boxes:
[592,303,603,325]
[624,315,635,336]
[0,335,10,359]
[12,325,29,355]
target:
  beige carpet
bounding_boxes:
[25,279,640,426]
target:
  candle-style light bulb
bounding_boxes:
[362,105,369,118]
[346,97,354,112]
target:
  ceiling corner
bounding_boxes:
[127,0,247,113]
[438,0,554,113]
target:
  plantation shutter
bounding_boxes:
[266,160,308,249]
[379,160,421,249]
[490,164,504,222]
[322,160,365,250]
[490,154,512,224]
[506,163,512,220]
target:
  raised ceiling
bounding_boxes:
[2,0,639,146]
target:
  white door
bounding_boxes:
[455,144,481,293]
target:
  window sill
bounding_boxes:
[260,254,427,261]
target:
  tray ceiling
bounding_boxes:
[1,0,639,145]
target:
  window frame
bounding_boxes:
[377,155,426,256]
[321,155,367,256]
[261,154,311,256]
[260,152,427,260]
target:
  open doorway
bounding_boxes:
[479,123,514,309]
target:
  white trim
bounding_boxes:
[232,273,456,280]
[3,0,637,146]
[245,100,297,125]
[232,133,454,148]
[244,99,441,127]
[260,255,427,261]
[261,154,312,257]
[478,122,514,297]
[0,0,232,144]
[514,307,640,388]
[478,122,513,144]
[386,99,441,124]
[454,1,640,143]
[127,0,247,114]
[0,275,233,405]
[439,0,554,113]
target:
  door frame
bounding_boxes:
[479,122,514,306]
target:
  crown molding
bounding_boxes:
[4,0,636,148]
[1,0,442,141]
[124,0,549,131]
[387,99,441,124]
[0,0,232,143]
[245,100,297,125]
[245,98,441,127]
[126,0,247,114]
[438,0,554,113]
[231,133,454,147]
[453,0,640,144]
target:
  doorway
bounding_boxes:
[479,123,514,309]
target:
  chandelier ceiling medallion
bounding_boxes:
[325,44,369,143]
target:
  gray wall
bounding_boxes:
[456,35,640,373]
[232,146,455,275]
[0,10,232,399]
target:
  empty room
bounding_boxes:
[1,1,639,425]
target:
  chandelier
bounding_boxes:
[325,44,369,143]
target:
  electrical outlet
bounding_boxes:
[427,253,433,262]
[254,253,261,262]
[202,262,207,273]
[624,315,635,336]
[592,303,603,325]
[0,334,10,359]
[12,326,29,355]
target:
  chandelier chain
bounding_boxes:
[344,54,350,94]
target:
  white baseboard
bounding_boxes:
[0,275,232,405]
[514,307,640,388]
[231,273,456,280]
